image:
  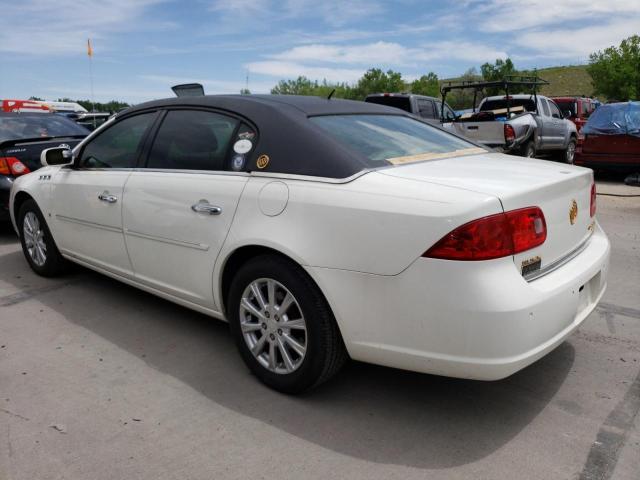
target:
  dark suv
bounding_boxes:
[365,93,457,123]
[0,112,88,221]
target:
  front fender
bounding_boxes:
[9,166,59,232]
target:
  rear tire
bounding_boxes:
[520,140,536,158]
[228,254,347,394]
[562,139,577,164]
[18,199,67,277]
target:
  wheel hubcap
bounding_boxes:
[23,212,47,267]
[567,143,575,163]
[239,278,307,374]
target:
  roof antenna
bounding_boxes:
[327,88,336,100]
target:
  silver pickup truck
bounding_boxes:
[441,78,578,163]
[450,94,578,162]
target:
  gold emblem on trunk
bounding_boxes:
[569,199,578,225]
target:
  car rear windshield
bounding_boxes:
[365,96,412,113]
[310,114,483,166]
[0,114,89,143]
[480,98,536,112]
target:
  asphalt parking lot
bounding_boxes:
[0,175,638,480]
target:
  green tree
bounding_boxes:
[352,68,405,99]
[28,96,44,101]
[410,72,439,97]
[588,35,640,101]
[240,88,251,95]
[445,67,482,110]
[480,58,516,81]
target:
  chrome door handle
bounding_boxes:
[191,200,222,215]
[98,192,118,203]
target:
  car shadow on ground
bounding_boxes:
[0,247,576,469]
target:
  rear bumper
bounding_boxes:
[575,152,640,168]
[0,176,13,221]
[309,224,610,380]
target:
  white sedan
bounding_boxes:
[9,95,610,393]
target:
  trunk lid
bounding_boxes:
[0,137,83,173]
[380,152,595,274]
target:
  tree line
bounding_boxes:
[268,35,640,107]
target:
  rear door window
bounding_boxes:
[417,100,436,119]
[541,99,551,117]
[146,110,243,171]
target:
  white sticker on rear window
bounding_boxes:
[233,139,252,154]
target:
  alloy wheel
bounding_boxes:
[23,212,47,267]
[566,142,576,164]
[239,278,307,374]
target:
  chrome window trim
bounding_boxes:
[524,233,593,282]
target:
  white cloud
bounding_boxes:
[264,40,507,70]
[471,0,640,32]
[245,61,365,83]
[0,0,167,55]
[513,18,640,60]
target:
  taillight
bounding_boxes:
[0,157,30,176]
[590,183,596,217]
[504,124,516,143]
[423,207,547,261]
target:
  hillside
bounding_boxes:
[535,65,594,97]
[442,65,596,100]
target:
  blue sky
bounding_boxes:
[1,0,638,104]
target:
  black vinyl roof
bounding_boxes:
[122,95,408,179]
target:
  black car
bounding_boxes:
[0,113,89,221]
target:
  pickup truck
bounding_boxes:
[441,78,578,163]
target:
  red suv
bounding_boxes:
[552,97,595,138]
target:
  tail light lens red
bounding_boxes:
[0,157,31,176]
[590,183,596,217]
[423,207,547,261]
[504,124,516,143]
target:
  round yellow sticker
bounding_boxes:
[257,154,270,169]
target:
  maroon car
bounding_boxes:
[575,102,640,169]
[552,97,595,136]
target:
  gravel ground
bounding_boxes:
[0,175,638,480]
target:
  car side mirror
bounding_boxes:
[41,147,73,167]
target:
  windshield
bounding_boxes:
[0,114,89,143]
[480,98,536,112]
[365,96,412,113]
[310,114,483,166]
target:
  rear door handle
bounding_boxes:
[98,192,118,203]
[191,200,222,215]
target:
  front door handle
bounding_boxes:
[98,191,118,203]
[191,200,222,215]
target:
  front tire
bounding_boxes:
[18,199,67,277]
[228,254,347,393]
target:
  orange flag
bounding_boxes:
[87,38,93,57]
